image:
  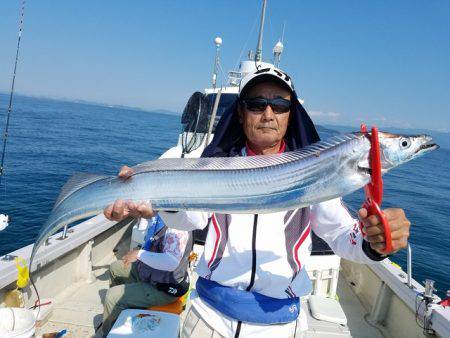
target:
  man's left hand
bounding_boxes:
[122,249,139,266]
[358,208,411,254]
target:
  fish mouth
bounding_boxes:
[358,166,372,176]
[419,142,439,152]
[417,136,439,154]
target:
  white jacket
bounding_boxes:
[160,198,382,338]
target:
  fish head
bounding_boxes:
[358,132,439,173]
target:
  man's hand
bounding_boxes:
[358,207,411,254]
[122,249,139,266]
[103,165,156,222]
[117,165,135,180]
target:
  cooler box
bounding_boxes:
[107,309,180,338]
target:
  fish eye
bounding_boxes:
[400,138,411,149]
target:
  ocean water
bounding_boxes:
[0,94,448,297]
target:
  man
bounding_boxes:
[104,66,410,337]
[101,215,191,335]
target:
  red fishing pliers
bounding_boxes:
[359,124,393,254]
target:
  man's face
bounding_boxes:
[239,81,291,149]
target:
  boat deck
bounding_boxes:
[35,253,382,338]
[36,262,110,337]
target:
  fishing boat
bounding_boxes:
[0,1,449,337]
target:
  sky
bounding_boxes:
[0,0,449,131]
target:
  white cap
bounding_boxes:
[238,66,294,98]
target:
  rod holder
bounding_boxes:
[407,243,412,288]
[424,279,435,299]
[60,225,68,240]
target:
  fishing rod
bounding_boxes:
[0,0,26,187]
[0,1,42,321]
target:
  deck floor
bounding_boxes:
[302,279,383,337]
[36,266,110,338]
[35,257,383,338]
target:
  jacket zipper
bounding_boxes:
[234,214,258,338]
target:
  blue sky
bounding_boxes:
[0,0,449,131]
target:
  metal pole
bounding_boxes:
[60,225,68,240]
[212,46,219,89]
[205,88,222,146]
[255,0,267,62]
[212,37,222,89]
[368,282,393,324]
[407,243,412,288]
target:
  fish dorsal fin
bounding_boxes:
[53,172,109,209]
[132,133,361,174]
[132,155,296,173]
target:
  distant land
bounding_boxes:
[0,92,179,116]
[151,109,181,116]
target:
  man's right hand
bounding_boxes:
[103,165,156,221]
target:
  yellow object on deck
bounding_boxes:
[3,257,30,308]
[15,256,30,289]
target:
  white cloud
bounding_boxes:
[309,111,341,122]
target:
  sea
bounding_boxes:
[0,93,449,297]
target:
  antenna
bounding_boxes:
[212,36,222,89]
[255,0,267,62]
[273,22,285,68]
[272,41,283,68]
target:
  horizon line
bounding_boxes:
[0,91,448,134]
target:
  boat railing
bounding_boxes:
[0,214,137,290]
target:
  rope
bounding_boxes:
[181,95,205,156]
[232,11,259,72]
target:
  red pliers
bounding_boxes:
[359,124,393,254]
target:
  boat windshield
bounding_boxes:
[205,93,237,120]
[181,92,237,134]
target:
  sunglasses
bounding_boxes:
[241,97,291,114]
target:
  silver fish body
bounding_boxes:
[29,131,438,267]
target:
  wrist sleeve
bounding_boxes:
[362,240,387,261]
